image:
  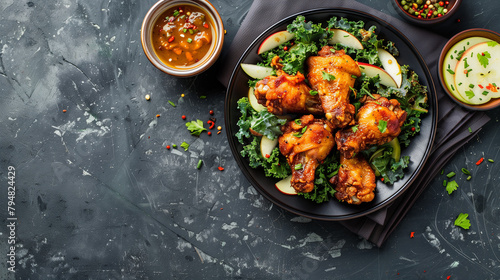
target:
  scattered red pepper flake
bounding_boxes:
[476,157,484,165]
[381,178,384,182]
[203,23,209,29]
[207,120,215,129]
[410,232,415,238]
[217,131,221,135]
[207,131,212,136]
[156,114,161,118]
[447,276,451,280]
[218,166,224,171]
[181,115,186,120]
[265,154,270,158]
[209,109,214,115]
[62,109,67,113]
[168,35,175,43]
[166,145,171,150]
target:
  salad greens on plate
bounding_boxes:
[236,15,429,204]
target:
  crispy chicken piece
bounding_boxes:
[306,47,361,128]
[254,58,323,115]
[336,94,407,158]
[330,153,376,204]
[279,115,335,193]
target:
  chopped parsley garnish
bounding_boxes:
[478,51,491,68]
[454,213,471,229]
[322,71,336,81]
[186,120,207,136]
[377,120,388,133]
[181,141,190,151]
[465,90,475,99]
[446,180,459,195]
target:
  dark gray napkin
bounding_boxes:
[217,0,490,247]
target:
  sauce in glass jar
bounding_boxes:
[152,5,214,68]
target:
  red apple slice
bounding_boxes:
[275,175,297,195]
[454,41,500,105]
[240,63,274,79]
[328,29,363,50]
[248,87,266,112]
[442,37,492,103]
[377,48,402,88]
[260,135,278,158]
[257,30,295,54]
[358,62,398,88]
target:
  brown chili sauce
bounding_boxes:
[152,5,214,68]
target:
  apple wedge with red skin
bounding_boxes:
[260,135,278,158]
[358,62,398,88]
[328,29,363,50]
[275,175,297,195]
[257,30,295,54]
[248,87,266,112]
[377,48,402,88]
[240,63,274,79]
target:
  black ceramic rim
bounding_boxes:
[224,8,438,221]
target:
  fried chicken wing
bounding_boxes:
[254,68,323,116]
[279,115,335,193]
[330,153,376,204]
[336,95,407,158]
[306,47,361,128]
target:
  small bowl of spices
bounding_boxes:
[393,0,462,25]
[141,0,224,77]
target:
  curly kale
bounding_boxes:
[236,97,286,144]
[240,137,290,179]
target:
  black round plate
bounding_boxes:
[224,8,437,221]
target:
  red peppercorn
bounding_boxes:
[411,127,416,132]
[207,131,212,136]
[166,145,171,150]
[181,115,186,120]
[283,46,288,51]
[209,110,214,115]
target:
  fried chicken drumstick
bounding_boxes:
[336,94,407,158]
[306,47,361,128]
[330,153,376,205]
[279,115,335,193]
[254,57,323,116]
